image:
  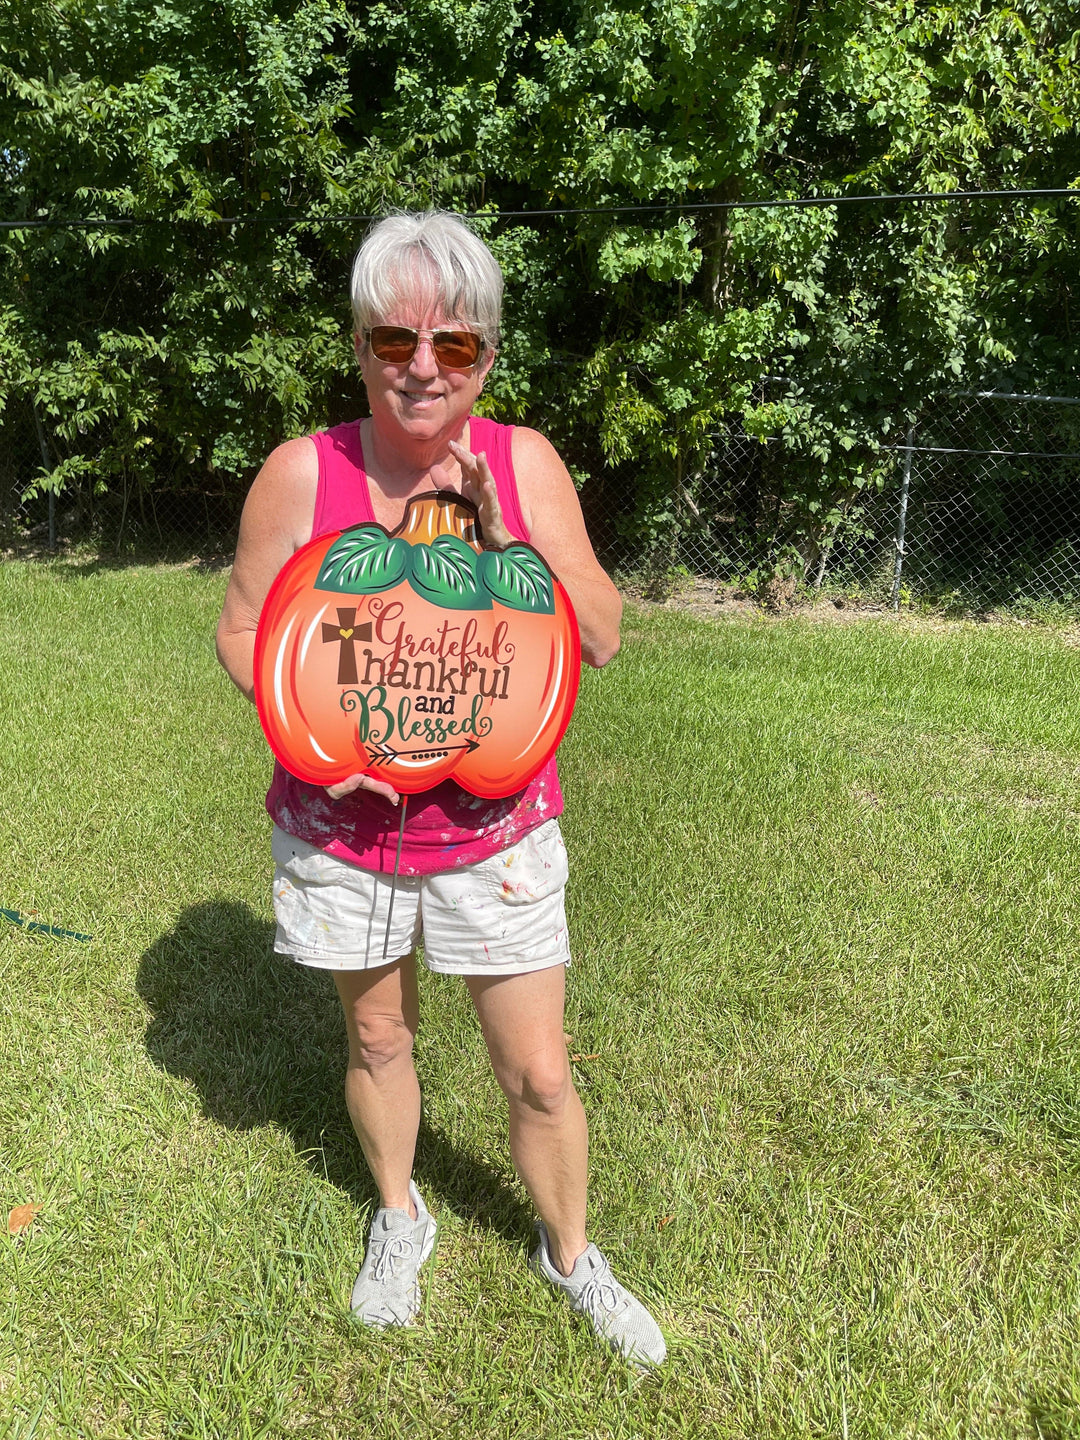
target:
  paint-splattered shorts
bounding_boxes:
[271,819,571,975]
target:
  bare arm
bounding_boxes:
[217,436,401,805]
[215,436,319,701]
[510,428,622,668]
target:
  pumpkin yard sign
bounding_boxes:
[254,491,581,799]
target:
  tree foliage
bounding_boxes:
[1,0,1077,566]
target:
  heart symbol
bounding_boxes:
[339,627,354,638]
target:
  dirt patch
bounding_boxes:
[623,576,902,625]
[1,538,234,571]
[620,577,1080,635]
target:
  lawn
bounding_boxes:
[3,559,1080,1439]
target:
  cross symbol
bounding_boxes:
[322,607,372,684]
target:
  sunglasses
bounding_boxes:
[364,325,484,370]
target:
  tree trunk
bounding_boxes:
[699,177,742,312]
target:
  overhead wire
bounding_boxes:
[0,187,1076,233]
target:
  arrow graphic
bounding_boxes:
[367,738,481,766]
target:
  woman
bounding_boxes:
[216,211,665,1367]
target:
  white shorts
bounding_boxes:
[271,819,572,976]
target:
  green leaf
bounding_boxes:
[315,527,409,593]
[408,535,489,610]
[478,545,556,614]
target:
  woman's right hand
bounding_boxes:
[447,440,514,549]
[326,772,401,805]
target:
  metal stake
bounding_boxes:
[381,795,409,967]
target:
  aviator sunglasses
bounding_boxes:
[364,325,484,370]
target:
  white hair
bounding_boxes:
[350,211,503,348]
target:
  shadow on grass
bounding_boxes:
[136,898,532,1244]
[3,533,237,572]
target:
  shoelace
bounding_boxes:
[369,1234,415,1282]
[577,1264,627,1320]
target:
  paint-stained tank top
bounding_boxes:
[265,417,564,874]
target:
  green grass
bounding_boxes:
[4,560,1080,1438]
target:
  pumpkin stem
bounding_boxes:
[396,491,481,550]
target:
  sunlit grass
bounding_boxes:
[3,561,1080,1437]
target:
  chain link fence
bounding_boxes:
[1,401,52,548]
[0,399,246,556]
[5,383,1080,615]
[883,393,1080,611]
[658,389,1080,612]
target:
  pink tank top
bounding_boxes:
[265,417,565,874]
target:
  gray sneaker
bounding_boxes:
[350,1182,437,1327]
[529,1224,667,1367]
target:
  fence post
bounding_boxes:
[891,425,915,610]
[30,398,56,551]
[812,513,842,591]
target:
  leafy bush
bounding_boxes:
[1,0,1078,565]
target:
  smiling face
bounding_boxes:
[356,298,495,452]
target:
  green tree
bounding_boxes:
[1,0,1077,573]
[0,0,379,528]
[362,0,1080,576]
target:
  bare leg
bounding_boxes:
[333,957,420,1217]
[465,965,588,1276]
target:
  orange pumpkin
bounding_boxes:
[254,491,581,798]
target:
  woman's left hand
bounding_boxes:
[446,439,514,550]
